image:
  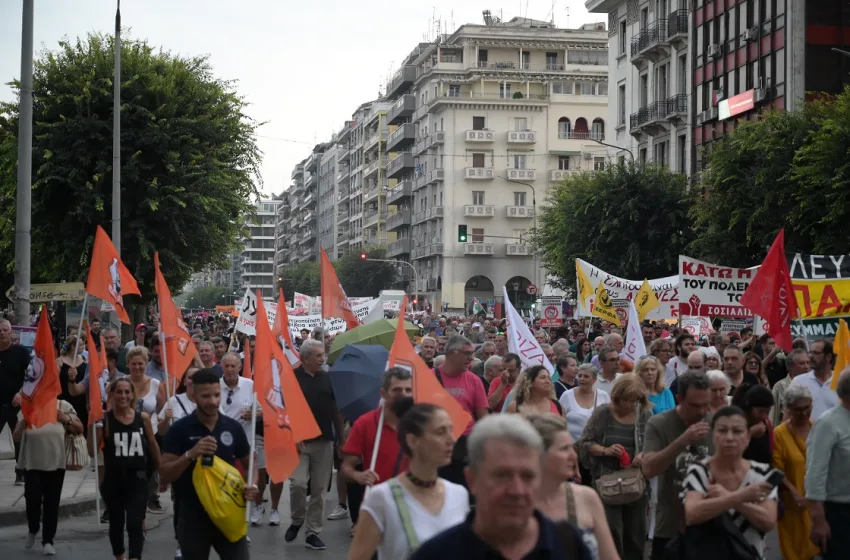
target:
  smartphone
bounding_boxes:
[766,470,785,488]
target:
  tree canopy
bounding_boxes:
[177,285,233,309]
[535,163,694,290]
[279,246,398,299]
[0,32,261,305]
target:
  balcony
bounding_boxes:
[337,164,350,183]
[464,167,495,180]
[506,169,536,181]
[387,123,416,152]
[387,152,414,179]
[426,131,445,149]
[387,180,412,204]
[388,94,416,125]
[505,206,535,219]
[291,164,304,180]
[413,137,428,155]
[387,210,412,231]
[387,65,416,97]
[337,121,353,144]
[427,243,445,257]
[413,211,427,225]
[665,93,688,124]
[428,92,550,113]
[506,131,537,144]
[363,182,381,202]
[363,209,385,228]
[505,243,531,256]
[338,187,350,202]
[550,169,577,182]
[337,210,350,223]
[558,131,605,141]
[387,238,411,257]
[463,242,494,256]
[463,205,495,218]
[631,21,669,66]
[465,130,496,143]
[414,168,444,190]
[667,10,689,47]
[363,157,386,179]
[364,129,386,151]
[302,192,316,206]
[630,102,669,136]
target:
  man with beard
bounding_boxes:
[665,333,696,386]
[341,367,414,537]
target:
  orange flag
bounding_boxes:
[242,340,252,379]
[154,252,197,380]
[272,288,300,366]
[254,296,321,483]
[387,297,472,440]
[86,226,141,324]
[20,306,61,428]
[86,328,105,427]
[319,247,360,330]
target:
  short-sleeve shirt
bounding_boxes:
[643,408,714,540]
[486,376,513,413]
[294,366,337,441]
[342,408,409,483]
[162,413,251,517]
[435,369,487,436]
[790,371,839,421]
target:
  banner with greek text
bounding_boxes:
[575,259,679,320]
[787,253,850,280]
[678,256,755,317]
[502,286,555,377]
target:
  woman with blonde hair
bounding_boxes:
[506,365,566,418]
[125,345,163,514]
[634,357,674,416]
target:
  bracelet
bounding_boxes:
[184,451,192,461]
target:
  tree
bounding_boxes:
[0,33,261,312]
[278,261,320,298]
[535,163,693,290]
[278,246,398,300]
[179,285,232,309]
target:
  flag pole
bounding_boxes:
[363,403,385,498]
[72,294,89,361]
[93,421,101,523]
[159,323,172,405]
[245,394,257,522]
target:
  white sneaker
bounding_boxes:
[174,547,182,559]
[25,533,36,549]
[43,543,56,555]
[269,509,281,526]
[250,504,265,526]
[327,504,349,520]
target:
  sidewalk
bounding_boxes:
[0,459,99,526]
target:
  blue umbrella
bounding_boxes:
[329,344,389,423]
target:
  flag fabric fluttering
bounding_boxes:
[319,248,360,330]
[501,286,555,377]
[242,340,252,379]
[20,306,61,428]
[622,300,647,366]
[472,297,485,316]
[592,282,621,327]
[86,328,106,427]
[575,260,594,307]
[387,297,472,440]
[253,297,320,483]
[86,226,141,323]
[830,318,850,391]
[272,288,300,366]
[154,253,197,380]
[740,229,796,352]
[635,279,660,322]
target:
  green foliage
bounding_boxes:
[179,285,233,309]
[535,163,694,290]
[0,32,261,302]
[278,246,398,299]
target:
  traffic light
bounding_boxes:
[360,252,367,260]
[458,224,467,242]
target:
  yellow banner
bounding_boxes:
[794,278,850,319]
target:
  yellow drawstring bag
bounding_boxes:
[192,456,248,543]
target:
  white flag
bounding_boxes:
[502,286,555,377]
[623,300,647,364]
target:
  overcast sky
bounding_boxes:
[1,0,598,198]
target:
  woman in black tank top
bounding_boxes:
[97,378,160,560]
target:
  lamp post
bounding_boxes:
[361,256,419,308]
[590,138,636,163]
[502,176,539,308]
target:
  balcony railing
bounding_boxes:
[505,243,531,256]
[387,238,411,257]
[666,93,688,116]
[631,21,668,58]
[464,167,495,180]
[667,9,688,40]
[630,101,668,128]
[558,131,605,140]
[507,131,537,144]
[506,169,536,181]
[463,242,494,256]
[465,130,496,142]
[506,206,535,218]
[387,210,412,231]
[387,180,412,204]
[463,205,495,217]
[550,169,577,181]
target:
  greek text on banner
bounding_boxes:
[575,259,679,320]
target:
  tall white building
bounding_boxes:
[587,0,690,172]
[241,198,280,299]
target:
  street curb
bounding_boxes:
[0,496,97,527]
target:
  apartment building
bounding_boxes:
[241,198,280,299]
[274,190,291,272]
[318,146,339,255]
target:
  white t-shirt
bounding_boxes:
[560,388,611,442]
[164,393,197,422]
[664,357,688,386]
[790,371,839,421]
[361,478,469,559]
[219,377,255,436]
[136,378,160,426]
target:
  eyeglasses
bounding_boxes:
[746,360,761,366]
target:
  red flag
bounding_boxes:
[86,328,105,427]
[20,306,61,428]
[86,226,141,323]
[254,297,321,483]
[740,229,796,351]
[242,340,252,379]
[272,288,300,366]
[387,297,472,440]
[319,248,360,330]
[154,253,197,380]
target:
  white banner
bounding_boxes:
[623,300,647,364]
[681,316,712,337]
[502,286,555,377]
[678,256,755,318]
[293,292,311,309]
[576,259,679,320]
[284,299,381,336]
[234,289,277,336]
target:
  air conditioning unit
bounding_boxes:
[583,152,593,160]
[707,44,722,59]
[743,27,758,43]
[754,88,767,103]
[703,107,718,122]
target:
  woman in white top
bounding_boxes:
[560,364,610,486]
[348,402,469,560]
[158,367,200,435]
[125,346,162,513]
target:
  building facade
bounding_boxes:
[241,198,280,299]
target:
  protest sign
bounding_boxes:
[576,259,678,320]
[678,256,755,317]
[539,296,563,328]
[719,320,748,335]
[681,317,711,337]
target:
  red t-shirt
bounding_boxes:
[435,368,488,436]
[342,408,409,483]
[487,376,513,413]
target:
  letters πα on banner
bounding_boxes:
[576,259,679,320]
[678,256,755,318]
[502,287,555,376]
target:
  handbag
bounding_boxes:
[593,403,647,505]
[65,431,89,471]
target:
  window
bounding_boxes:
[478,49,488,66]
[473,116,485,130]
[546,52,559,70]
[619,20,627,54]
[512,229,527,241]
[472,153,485,168]
[513,155,527,169]
[448,85,461,97]
[579,82,594,95]
[618,84,626,125]
[471,228,484,243]
[567,50,606,65]
[639,74,649,107]
[521,51,530,69]
[639,148,647,164]
[598,81,608,96]
[499,83,511,98]
[592,118,605,139]
[775,48,785,86]
[558,117,571,138]
[552,81,575,94]
[678,55,688,94]
[558,156,570,170]
[656,64,669,101]
[594,157,605,171]
[472,191,485,205]
[514,192,527,206]
[655,141,668,167]
[514,117,527,131]
[678,134,687,173]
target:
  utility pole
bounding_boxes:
[112,0,121,254]
[13,0,34,325]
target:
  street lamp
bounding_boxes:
[590,138,635,164]
[360,255,420,308]
[501,176,539,306]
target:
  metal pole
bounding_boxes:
[591,138,635,163]
[503,177,539,312]
[363,257,418,308]
[112,1,121,254]
[13,0,34,325]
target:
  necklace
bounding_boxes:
[406,471,437,489]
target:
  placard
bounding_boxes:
[539,296,563,328]
[678,256,754,318]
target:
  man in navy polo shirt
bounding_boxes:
[412,415,590,560]
[160,368,257,560]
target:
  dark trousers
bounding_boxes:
[101,468,147,558]
[824,501,850,560]
[650,537,670,560]
[177,507,249,560]
[0,405,21,475]
[24,469,65,545]
[347,479,366,525]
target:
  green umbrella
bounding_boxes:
[327,319,419,365]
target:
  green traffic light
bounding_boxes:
[458,224,467,242]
